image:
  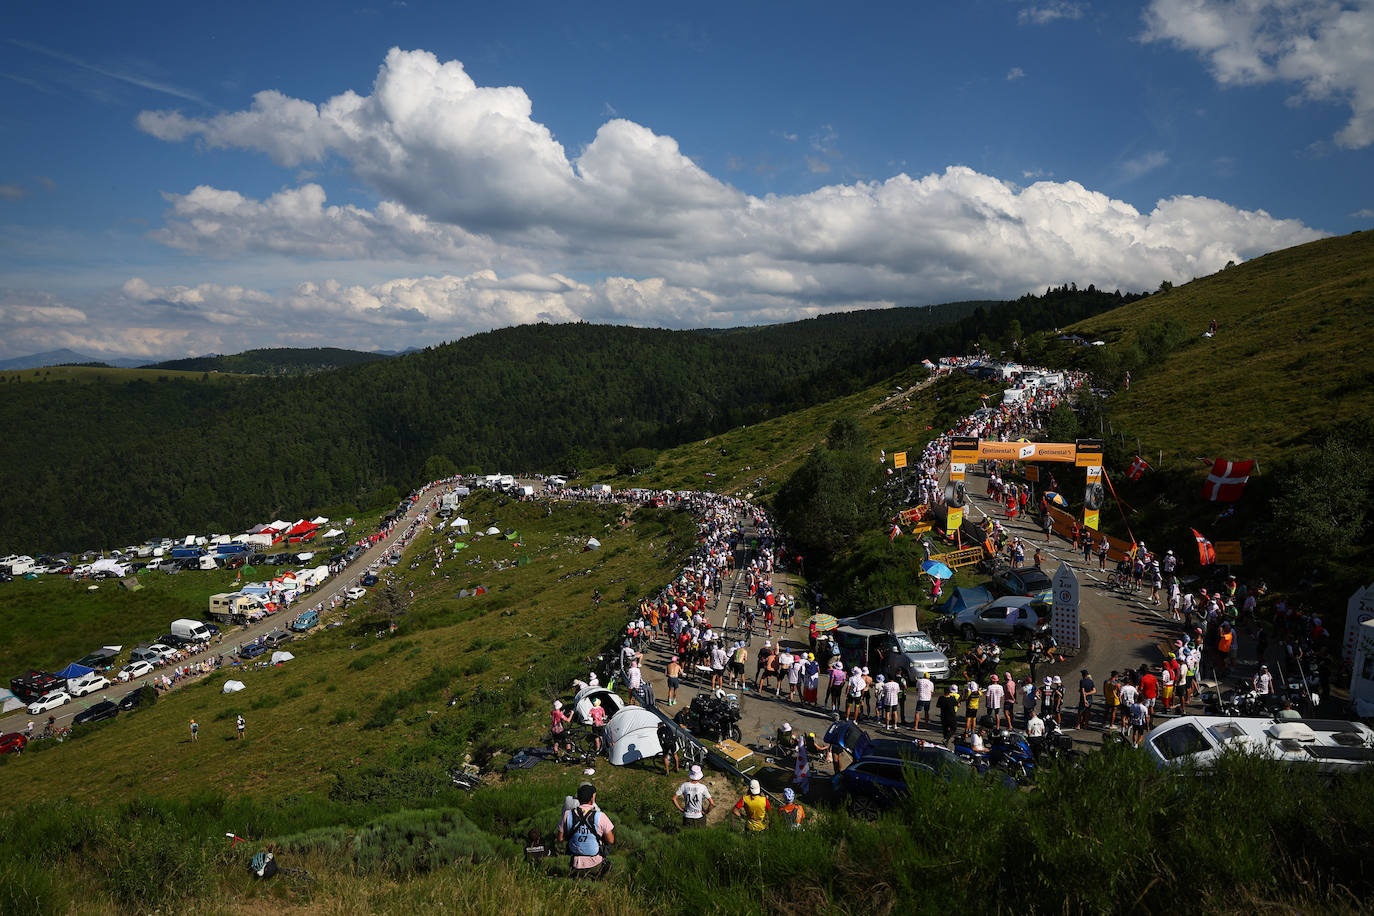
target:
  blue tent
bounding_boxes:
[54,662,94,679]
[934,586,993,618]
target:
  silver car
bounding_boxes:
[954,596,1048,640]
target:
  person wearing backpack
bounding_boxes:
[557,783,614,879]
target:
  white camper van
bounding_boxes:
[169,618,212,642]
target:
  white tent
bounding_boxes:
[605,706,663,765]
[295,552,314,563]
[311,516,329,525]
[222,680,246,694]
[449,517,470,532]
[0,688,24,714]
[586,537,602,550]
[90,558,129,577]
[197,555,218,570]
[322,528,344,539]
[485,526,501,535]
[270,651,295,664]
[235,532,275,547]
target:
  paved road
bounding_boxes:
[1,492,436,735]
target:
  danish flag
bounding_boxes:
[1127,456,1149,481]
[1201,459,1254,501]
[1192,529,1216,566]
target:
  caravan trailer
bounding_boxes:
[1144,715,1374,775]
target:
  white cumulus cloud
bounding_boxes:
[1141,0,1374,148]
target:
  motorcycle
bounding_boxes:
[953,728,1035,779]
[1027,719,1082,767]
[674,690,742,742]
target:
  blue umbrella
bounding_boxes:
[1044,491,1069,509]
[922,560,954,579]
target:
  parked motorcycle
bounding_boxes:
[953,728,1034,779]
[674,690,742,742]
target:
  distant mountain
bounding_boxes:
[143,347,393,376]
[0,349,150,371]
[0,289,1131,551]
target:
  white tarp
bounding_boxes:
[2,696,23,713]
[90,558,129,577]
[222,680,246,694]
[235,532,275,547]
[270,651,295,664]
[485,526,501,535]
[605,706,663,765]
[453,517,469,526]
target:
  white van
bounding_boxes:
[169,618,212,642]
[68,672,111,697]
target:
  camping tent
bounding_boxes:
[270,651,295,665]
[572,686,625,726]
[311,516,328,525]
[55,662,95,680]
[585,537,602,550]
[935,586,994,618]
[0,688,23,713]
[322,528,344,539]
[485,526,501,535]
[605,706,663,765]
[455,586,488,598]
[222,680,246,694]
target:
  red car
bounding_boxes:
[0,732,29,755]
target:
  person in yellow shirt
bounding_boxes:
[732,780,772,831]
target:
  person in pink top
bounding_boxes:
[550,700,572,757]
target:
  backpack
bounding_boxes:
[566,807,601,857]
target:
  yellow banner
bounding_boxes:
[946,506,963,535]
[1024,465,1039,482]
[1213,541,1243,565]
[1075,439,1104,468]
[893,451,907,469]
[1083,509,1100,530]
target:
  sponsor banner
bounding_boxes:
[1045,506,1132,562]
[951,436,979,464]
[1213,541,1243,565]
[978,440,1039,461]
[950,462,966,481]
[1085,466,1101,482]
[893,451,908,469]
[1024,465,1039,482]
[1051,563,1081,649]
[945,506,963,535]
[1029,442,1077,462]
[1075,438,1104,468]
[1082,508,1100,530]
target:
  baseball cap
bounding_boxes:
[689,765,703,780]
[748,779,761,795]
[553,700,563,710]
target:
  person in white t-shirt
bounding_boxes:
[914,674,935,731]
[1026,712,1046,737]
[1253,665,1273,695]
[673,765,714,826]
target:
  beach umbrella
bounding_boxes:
[807,613,839,632]
[921,560,954,580]
[1044,491,1069,509]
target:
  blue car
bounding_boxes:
[238,643,270,660]
[825,721,978,818]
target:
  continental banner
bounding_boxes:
[1213,541,1243,565]
[893,451,908,469]
[950,462,966,482]
[951,436,979,464]
[1083,508,1100,530]
[1024,465,1039,482]
[1075,438,1104,468]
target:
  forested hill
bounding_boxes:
[0,288,1132,551]
[145,347,392,376]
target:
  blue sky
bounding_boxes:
[0,0,1369,359]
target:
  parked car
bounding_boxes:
[128,646,164,665]
[826,721,977,818]
[28,691,72,714]
[120,660,155,679]
[157,633,188,648]
[74,653,115,671]
[262,630,293,648]
[345,586,367,601]
[118,685,156,711]
[148,643,178,661]
[238,643,270,660]
[989,565,1053,598]
[290,609,319,632]
[954,595,1050,640]
[0,732,29,754]
[360,573,379,587]
[203,622,221,638]
[72,701,119,725]
[67,673,111,697]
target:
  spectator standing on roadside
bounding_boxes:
[673,765,713,826]
[190,718,198,742]
[914,672,934,731]
[937,685,960,743]
[985,675,1005,729]
[1103,671,1121,730]
[236,714,245,740]
[733,779,772,832]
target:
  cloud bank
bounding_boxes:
[1142,0,1374,149]
[5,45,1328,360]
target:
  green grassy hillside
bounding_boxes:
[1064,230,1374,465]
